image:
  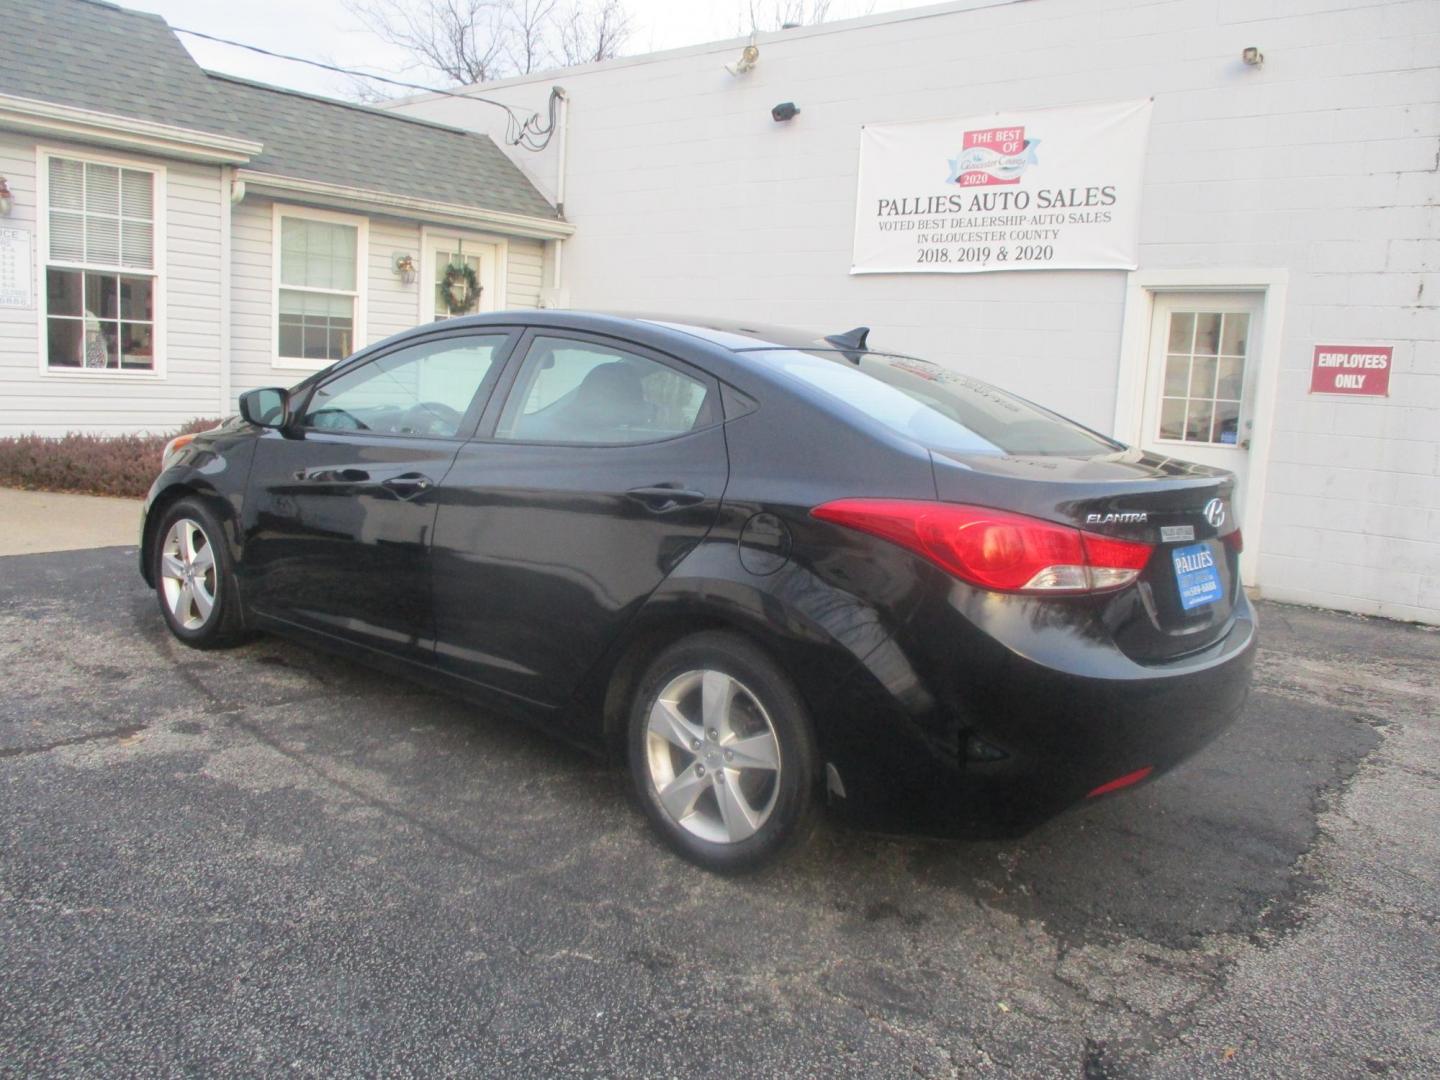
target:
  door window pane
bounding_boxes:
[1157,310,1249,446]
[496,337,712,444]
[302,335,507,437]
[432,245,484,322]
[1219,313,1249,357]
[1166,311,1194,353]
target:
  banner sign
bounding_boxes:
[1309,344,1392,396]
[852,99,1153,275]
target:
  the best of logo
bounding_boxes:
[946,126,1040,187]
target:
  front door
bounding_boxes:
[430,331,729,708]
[424,234,500,323]
[241,329,517,660]
[1139,291,1264,583]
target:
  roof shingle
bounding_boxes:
[0,0,238,135]
[1,0,559,222]
[208,75,559,220]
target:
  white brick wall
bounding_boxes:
[393,0,1440,624]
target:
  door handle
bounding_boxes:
[294,467,369,483]
[625,485,706,512]
[381,473,434,498]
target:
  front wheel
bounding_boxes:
[627,631,818,871]
[152,497,247,649]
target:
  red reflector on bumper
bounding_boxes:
[1086,766,1154,798]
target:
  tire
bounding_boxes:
[151,497,248,649]
[627,631,818,871]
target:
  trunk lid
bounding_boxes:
[931,446,1241,662]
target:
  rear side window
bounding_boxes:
[764,349,1120,456]
[496,336,714,444]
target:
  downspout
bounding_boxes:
[217,165,234,417]
[552,87,569,298]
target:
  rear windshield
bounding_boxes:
[760,349,1121,456]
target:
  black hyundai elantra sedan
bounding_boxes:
[142,312,1255,870]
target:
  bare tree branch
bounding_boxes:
[557,0,633,66]
[343,0,631,93]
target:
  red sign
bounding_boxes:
[1309,344,1392,397]
[955,125,1029,187]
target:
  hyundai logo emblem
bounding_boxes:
[1204,498,1226,528]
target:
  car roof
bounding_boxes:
[427,310,842,353]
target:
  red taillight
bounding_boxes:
[1087,766,1154,798]
[1221,528,1243,554]
[810,499,1154,595]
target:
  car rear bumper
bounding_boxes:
[820,593,1258,836]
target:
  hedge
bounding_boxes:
[0,419,221,499]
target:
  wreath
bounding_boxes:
[442,263,482,315]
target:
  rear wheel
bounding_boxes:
[628,631,817,871]
[153,498,247,649]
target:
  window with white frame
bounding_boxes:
[275,209,364,366]
[43,155,158,371]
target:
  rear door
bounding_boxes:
[430,330,729,705]
[242,329,517,661]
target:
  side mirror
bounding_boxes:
[239,387,289,429]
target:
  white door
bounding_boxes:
[423,234,500,323]
[1139,292,1264,581]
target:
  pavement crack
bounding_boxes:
[0,723,146,759]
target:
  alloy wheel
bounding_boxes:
[159,518,217,631]
[644,669,782,844]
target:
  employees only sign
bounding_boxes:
[1309,345,1392,396]
[852,99,1153,275]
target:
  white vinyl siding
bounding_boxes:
[233,205,533,400]
[271,205,367,370]
[506,237,544,309]
[40,150,162,374]
[0,135,226,436]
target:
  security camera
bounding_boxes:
[771,101,800,122]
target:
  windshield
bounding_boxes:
[759,349,1122,456]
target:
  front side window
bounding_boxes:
[44,155,157,371]
[302,335,508,438]
[277,212,363,366]
[496,337,713,444]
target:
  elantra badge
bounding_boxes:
[1086,511,1148,525]
[1203,498,1226,528]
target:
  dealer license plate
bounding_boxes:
[1172,542,1223,611]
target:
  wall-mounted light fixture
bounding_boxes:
[771,102,800,123]
[0,176,13,216]
[392,252,417,285]
[1241,46,1264,68]
[725,34,759,76]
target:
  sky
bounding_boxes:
[121,0,938,100]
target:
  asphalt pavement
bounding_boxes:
[1,546,1436,1077]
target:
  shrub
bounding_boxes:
[0,419,222,499]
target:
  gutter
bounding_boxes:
[0,94,261,164]
[234,170,575,241]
